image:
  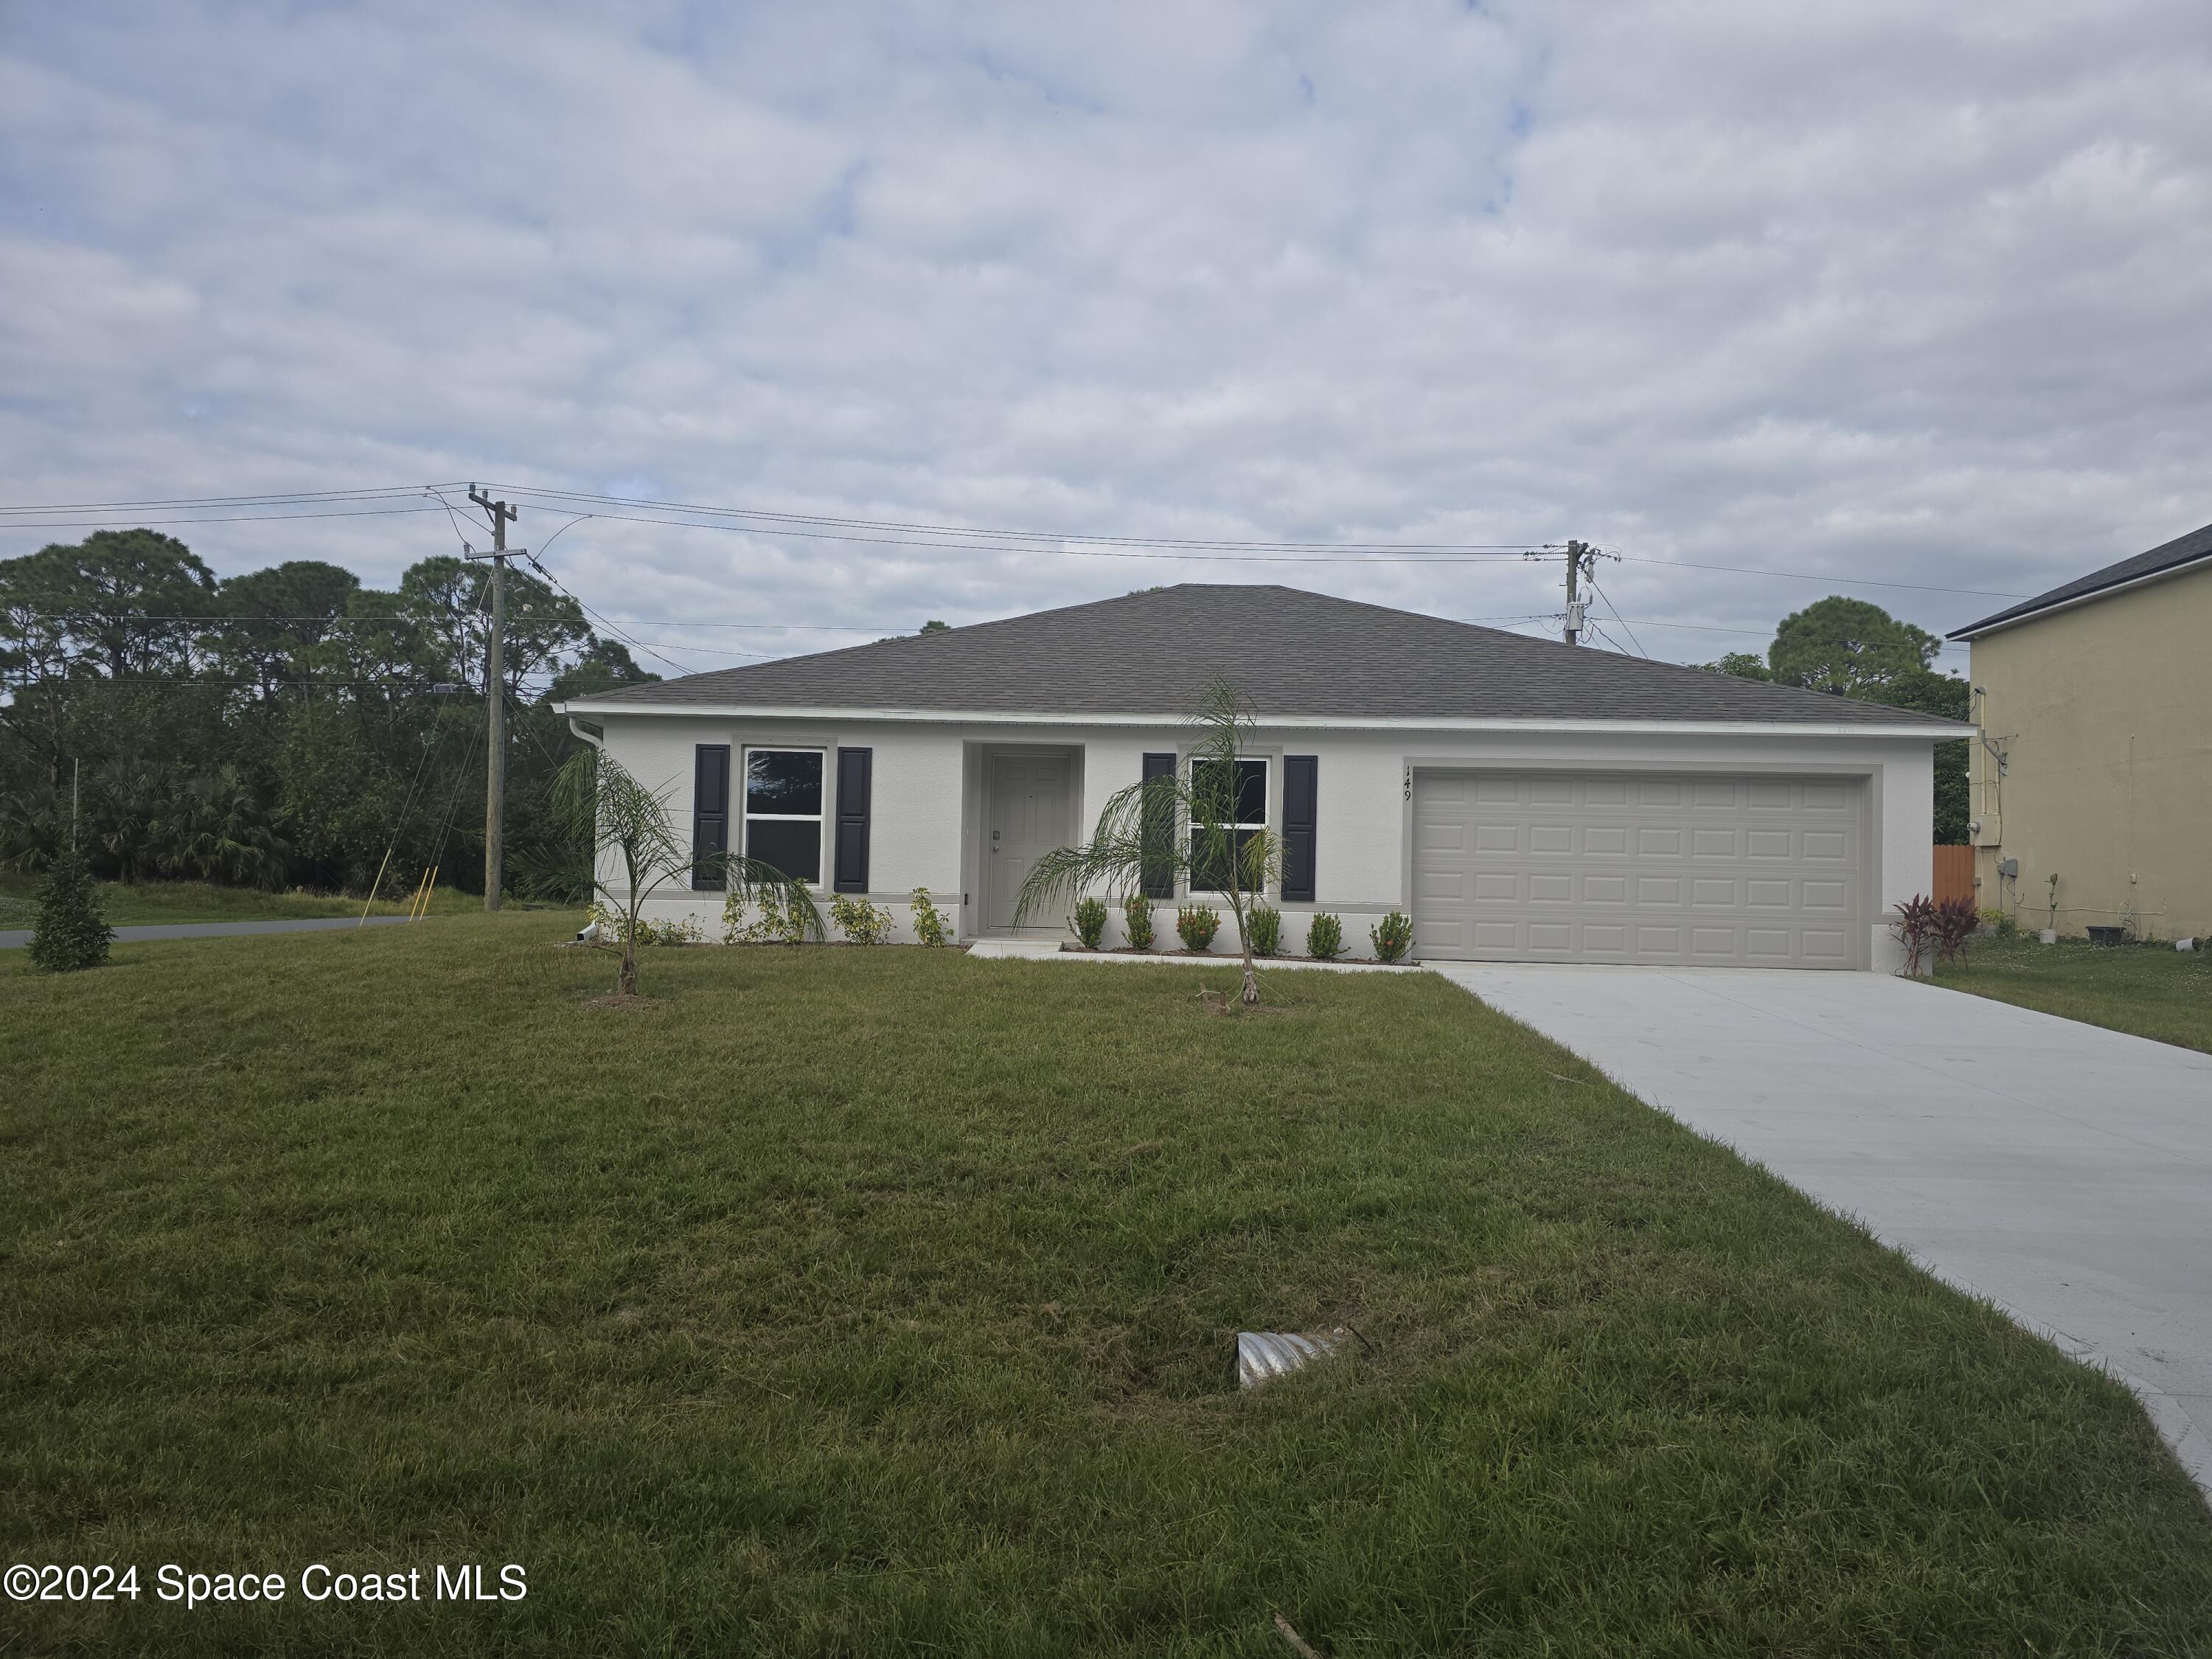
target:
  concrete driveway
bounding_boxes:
[1432,963,2212,1495]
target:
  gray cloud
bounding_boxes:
[4,0,2209,672]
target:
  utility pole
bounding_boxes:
[1562,540,1593,646]
[465,486,522,911]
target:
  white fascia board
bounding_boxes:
[1948,550,2212,641]
[554,699,1969,740]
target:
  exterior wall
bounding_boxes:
[592,712,1938,970]
[1966,563,2212,940]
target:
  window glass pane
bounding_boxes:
[745,818,821,883]
[1234,759,1267,826]
[1190,757,1232,823]
[746,750,822,815]
[1192,757,1265,827]
[1190,826,1262,892]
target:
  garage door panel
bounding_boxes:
[1412,771,1864,970]
[1803,929,1848,961]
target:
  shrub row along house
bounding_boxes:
[557,585,1968,971]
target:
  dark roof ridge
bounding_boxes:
[1949,521,2212,639]
[566,582,1964,730]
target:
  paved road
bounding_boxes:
[1433,963,2212,1497]
[0,915,416,950]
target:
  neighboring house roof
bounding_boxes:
[564,583,1964,730]
[1949,521,2212,640]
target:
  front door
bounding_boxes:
[987,753,1071,933]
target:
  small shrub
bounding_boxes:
[1891,893,1938,975]
[723,886,810,945]
[1245,903,1281,958]
[1122,893,1155,951]
[597,903,708,946]
[1371,909,1413,964]
[830,894,894,945]
[26,846,111,973]
[1176,903,1220,952]
[908,887,953,947]
[1306,912,1343,961]
[1069,895,1109,950]
[1993,911,2017,939]
[1933,896,1978,964]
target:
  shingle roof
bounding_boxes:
[1949,521,2212,639]
[570,584,1963,728]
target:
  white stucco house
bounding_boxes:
[557,584,1969,971]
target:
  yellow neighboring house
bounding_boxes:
[1947,522,2212,941]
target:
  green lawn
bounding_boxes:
[0,872,479,928]
[1933,932,2212,1054]
[5,918,2208,1657]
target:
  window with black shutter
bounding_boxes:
[1281,754,1317,902]
[742,748,825,883]
[1140,751,1177,899]
[692,744,731,890]
[832,748,872,893]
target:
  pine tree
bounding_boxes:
[27,846,113,973]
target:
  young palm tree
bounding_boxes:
[551,748,822,996]
[1016,676,1280,1006]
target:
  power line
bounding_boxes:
[0,505,449,529]
[481,482,1548,554]
[1587,579,1649,659]
[14,610,917,633]
[482,503,1545,563]
[515,550,693,678]
[0,484,466,512]
[1613,552,2019,598]
[1,474,2033,594]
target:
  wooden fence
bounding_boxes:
[1932,844,1975,908]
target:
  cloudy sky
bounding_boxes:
[4,0,2209,676]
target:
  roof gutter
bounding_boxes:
[553,700,1969,739]
[1949,549,2212,641]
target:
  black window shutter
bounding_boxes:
[692,745,730,890]
[833,747,872,894]
[1281,754,1318,902]
[1140,751,1177,899]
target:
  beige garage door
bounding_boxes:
[1412,771,1865,969]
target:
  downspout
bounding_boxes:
[566,714,608,936]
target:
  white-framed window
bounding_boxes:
[1189,755,1267,894]
[742,747,824,884]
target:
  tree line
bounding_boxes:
[1700,594,1970,843]
[0,528,660,898]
